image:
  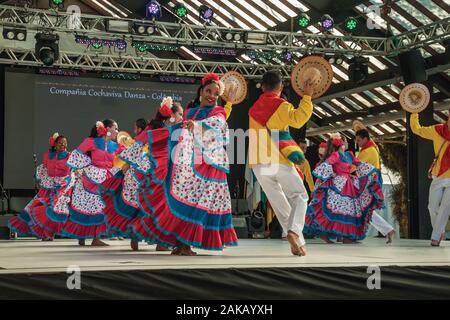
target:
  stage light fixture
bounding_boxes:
[35,32,60,66]
[335,56,344,65]
[2,28,27,41]
[224,32,242,42]
[344,17,358,32]
[320,14,334,30]
[297,13,310,29]
[50,0,64,7]
[348,56,369,85]
[199,5,214,22]
[134,23,157,35]
[174,3,188,18]
[146,0,162,19]
[245,32,267,44]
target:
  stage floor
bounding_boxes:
[1,237,449,274]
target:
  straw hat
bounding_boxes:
[352,120,367,132]
[399,83,430,113]
[220,71,248,104]
[291,55,334,99]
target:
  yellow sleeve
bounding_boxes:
[304,160,315,192]
[224,101,233,120]
[357,148,379,169]
[270,96,313,129]
[410,113,437,141]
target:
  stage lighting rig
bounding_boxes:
[35,32,60,66]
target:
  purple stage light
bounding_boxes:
[146,1,161,19]
[321,14,334,30]
[199,5,214,21]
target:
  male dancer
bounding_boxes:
[248,70,314,256]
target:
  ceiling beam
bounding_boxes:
[307,99,450,137]
[314,53,450,103]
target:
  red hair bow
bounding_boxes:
[49,137,56,147]
[201,72,220,85]
[319,142,327,149]
[159,104,172,117]
[331,138,344,147]
[96,121,108,137]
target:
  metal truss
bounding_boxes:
[0,47,292,79]
[0,4,390,55]
[388,17,450,53]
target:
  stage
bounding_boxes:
[0,238,449,299]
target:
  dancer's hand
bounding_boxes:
[122,164,130,173]
[224,83,238,103]
[186,120,196,131]
[303,79,314,97]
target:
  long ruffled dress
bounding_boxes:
[8,151,72,238]
[59,137,124,239]
[304,151,384,241]
[122,106,238,250]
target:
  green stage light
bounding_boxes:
[51,0,64,6]
[345,17,358,31]
[174,3,188,18]
[297,13,310,29]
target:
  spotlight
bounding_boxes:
[2,28,27,41]
[297,13,310,29]
[285,51,294,62]
[115,39,127,50]
[224,32,242,42]
[199,5,214,22]
[134,23,157,35]
[344,17,358,32]
[146,0,162,19]
[328,56,336,64]
[174,3,188,18]
[348,57,369,85]
[35,33,59,66]
[335,56,344,65]
[49,0,64,7]
[320,14,334,30]
[245,32,267,44]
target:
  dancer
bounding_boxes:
[410,112,450,246]
[8,133,71,240]
[106,98,184,251]
[134,118,148,136]
[126,73,238,255]
[61,119,124,246]
[355,129,396,244]
[304,134,384,243]
[248,70,314,256]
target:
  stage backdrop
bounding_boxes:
[4,71,198,189]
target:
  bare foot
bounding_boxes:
[342,238,356,244]
[171,247,181,255]
[287,232,303,256]
[386,230,395,244]
[78,239,85,246]
[156,244,171,252]
[320,235,335,244]
[130,240,139,251]
[91,239,109,246]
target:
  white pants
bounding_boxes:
[429,176,450,241]
[370,212,394,236]
[253,164,309,246]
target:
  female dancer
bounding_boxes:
[105,98,184,251]
[61,119,124,246]
[126,73,238,255]
[134,118,148,136]
[304,134,384,243]
[8,133,71,240]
